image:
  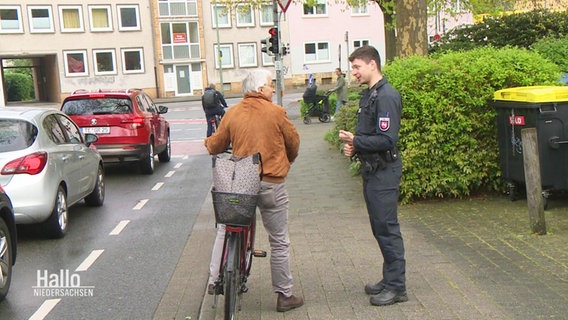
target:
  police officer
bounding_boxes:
[339,45,407,306]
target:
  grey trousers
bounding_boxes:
[208,181,293,296]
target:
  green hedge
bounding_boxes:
[430,9,568,54]
[532,35,568,72]
[327,46,562,203]
[4,72,33,101]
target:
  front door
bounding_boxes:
[175,65,191,95]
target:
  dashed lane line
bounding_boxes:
[152,182,164,191]
[28,299,61,320]
[109,220,130,236]
[133,199,149,210]
[75,250,104,272]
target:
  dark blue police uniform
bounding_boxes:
[353,77,406,292]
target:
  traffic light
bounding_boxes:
[260,38,271,55]
[268,27,279,54]
[281,43,290,56]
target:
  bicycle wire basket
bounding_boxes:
[212,189,259,226]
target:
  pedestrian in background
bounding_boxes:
[328,67,348,117]
[338,45,407,307]
[202,83,228,137]
[205,69,303,313]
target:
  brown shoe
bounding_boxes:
[277,293,304,312]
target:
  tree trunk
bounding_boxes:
[395,0,428,58]
[383,12,396,63]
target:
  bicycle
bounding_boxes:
[210,114,222,134]
[211,154,265,320]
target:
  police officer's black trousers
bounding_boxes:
[362,163,406,291]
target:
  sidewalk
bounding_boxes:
[154,104,568,320]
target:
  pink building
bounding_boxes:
[282,1,384,87]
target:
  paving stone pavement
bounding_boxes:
[154,102,568,320]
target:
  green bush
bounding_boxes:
[4,72,33,101]
[430,9,568,54]
[532,35,568,71]
[327,46,562,203]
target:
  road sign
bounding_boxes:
[277,0,292,13]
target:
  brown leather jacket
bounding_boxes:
[204,92,300,183]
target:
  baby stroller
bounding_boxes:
[302,89,331,125]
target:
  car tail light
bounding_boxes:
[1,152,48,175]
[121,117,145,129]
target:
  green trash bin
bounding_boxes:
[492,86,568,200]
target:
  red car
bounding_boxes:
[61,89,170,174]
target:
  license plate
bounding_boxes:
[82,127,110,134]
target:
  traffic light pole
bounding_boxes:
[273,0,283,106]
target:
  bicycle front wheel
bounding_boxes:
[224,232,241,320]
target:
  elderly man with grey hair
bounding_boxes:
[205,69,303,312]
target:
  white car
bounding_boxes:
[0,108,105,238]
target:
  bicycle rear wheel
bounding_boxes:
[224,232,241,320]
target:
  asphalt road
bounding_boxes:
[0,100,213,319]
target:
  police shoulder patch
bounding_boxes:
[378,117,390,131]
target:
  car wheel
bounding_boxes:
[139,141,155,174]
[158,133,171,163]
[84,165,105,206]
[44,186,68,239]
[0,218,14,301]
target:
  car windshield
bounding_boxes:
[0,119,38,152]
[62,98,132,115]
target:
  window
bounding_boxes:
[238,43,257,68]
[158,0,197,17]
[28,6,53,33]
[59,6,84,32]
[259,4,273,26]
[304,42,329,63]
[236,4,254,27]
[211,4,230,28]
[261,52,274,66]
[55,114,83,144]
[43,115,66,144]
[93,49,116,75]
[453,0,467,12]
[214,44,233,69]
[351,1,369,15]
[161,22,200,60]
[303,0,326,16]
[64,50,88,77]
[0,6,23,33]
[122,48,144,73]
[89,5,112,32]
[117,5,140,31]
[353,39,369,48]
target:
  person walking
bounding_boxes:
[328,68,348,116]
[202,83,228,137]
[338,45,407,307]
[205,69,304,312]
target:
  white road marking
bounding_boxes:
[109,220,130,235]
[174,163,182,168]
[165,171,175,177]
[152,182,164,191]
[75,250,104,272]
[28,299,61,320]
[133,199,149,210]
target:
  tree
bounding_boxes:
[395,0,428,57]
[347,0,429,60]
